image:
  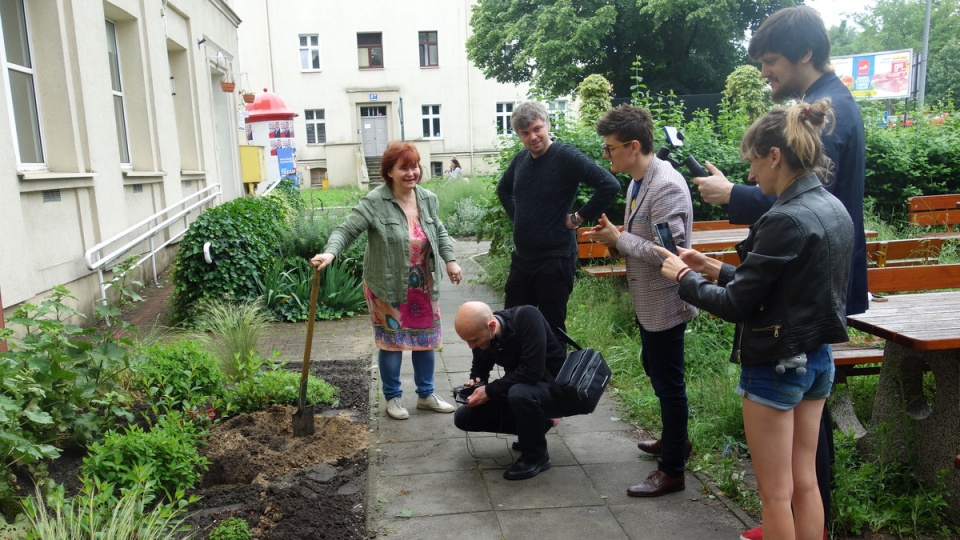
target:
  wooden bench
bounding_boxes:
[907,194,960,240]
[865,238,943,267]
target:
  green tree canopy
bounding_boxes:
[466,0,796,98]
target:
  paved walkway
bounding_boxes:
[366,238,752,539]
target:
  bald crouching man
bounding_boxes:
[453,302,566,480]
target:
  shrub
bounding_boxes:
[133,339,224,414]
[172,195,292,322]
[226,369,339,414]
[209,516,251,540]
[192,298,272,380]
[81,412,209,502]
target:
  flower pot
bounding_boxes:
[220,81,236,93]
[242,93,255,104]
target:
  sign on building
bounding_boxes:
[830,49,913,100]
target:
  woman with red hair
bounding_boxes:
[312,142,462,420]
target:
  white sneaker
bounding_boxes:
[385,397,409,419]
[416,393,455,413]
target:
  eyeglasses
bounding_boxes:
[601,140,635,154]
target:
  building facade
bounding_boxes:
[0,0,244,323]
[233,0,556,187]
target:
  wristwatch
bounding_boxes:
[571,212,584,226]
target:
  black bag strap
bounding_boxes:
[554,327,583,351]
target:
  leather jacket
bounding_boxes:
[679,174,853,365]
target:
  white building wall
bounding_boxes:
[0,0,243,323]
[233,0,540,188]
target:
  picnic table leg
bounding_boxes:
[868,342,960,525]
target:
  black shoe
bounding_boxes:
[503,454,551,480]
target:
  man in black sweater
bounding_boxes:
[453,301,567,480]
[497,102,620,334]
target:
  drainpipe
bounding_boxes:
[0,285,7,352]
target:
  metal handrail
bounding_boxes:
[84,183,222,315]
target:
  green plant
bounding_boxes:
[272,178,304,214]
[133,339,225,414]
[192,298,272,380]
[209,516,251,540]
[0,276,138,515]
[21,477,192,540]
[172,195,293,322]
[226,368,339,414]
[81,412,209,502]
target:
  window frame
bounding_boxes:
[304,108,326,145]
[495,102,514,135]
[105,18,131,165]
[357,32,383,70]
[299,34,320,71]
[418,31,438,67]
[1,0,45,168]
[421,104,441,139]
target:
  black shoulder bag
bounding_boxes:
[546,329,612,416]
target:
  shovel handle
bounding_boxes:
[301,266,322,385]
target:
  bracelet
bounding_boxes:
[675,267,693,283]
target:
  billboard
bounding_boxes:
[830,49,913,100]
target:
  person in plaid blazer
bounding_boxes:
[585,105,697,498]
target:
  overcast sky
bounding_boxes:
[805,0,877,29]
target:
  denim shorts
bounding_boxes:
[736,344,835,411]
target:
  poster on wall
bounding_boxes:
[830,49,913,100]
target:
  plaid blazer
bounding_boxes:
[615,156,697,331]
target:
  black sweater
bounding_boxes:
[497,142,619,259]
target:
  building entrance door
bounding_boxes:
[360,106,388,157]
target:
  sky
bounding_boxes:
[804,0,877,29]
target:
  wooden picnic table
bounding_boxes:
[846,291,960,524]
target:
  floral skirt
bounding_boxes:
[364,273,441,352]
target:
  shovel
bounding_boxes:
[293,266,322,437]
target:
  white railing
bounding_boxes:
[84,184,222,316]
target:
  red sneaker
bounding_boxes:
[739,525,828,540]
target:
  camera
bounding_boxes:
[452,382,483,404]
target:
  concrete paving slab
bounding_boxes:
[374,511,502,540]
[375,410,463,443]
[375,469,492,518]
[498,506,629,540]
[459,432,576,469]
[562,430,649,464]
[580,461,680,505]
[610,498,746,539]
[482,465,605,510]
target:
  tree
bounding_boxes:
[466,0,796,98]
[720,65,770,124]
[829,0,960,105]
[575,74,613,128]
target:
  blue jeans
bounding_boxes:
[378,349,436,400]
[638,320,689,477]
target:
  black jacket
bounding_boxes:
[679,174,853,364]
[468,306,567,399]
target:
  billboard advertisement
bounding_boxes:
[830,49,913,100]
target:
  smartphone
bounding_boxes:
[655,221,679,255]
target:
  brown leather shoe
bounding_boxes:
[627,470,685,497]
[637,438,693,458]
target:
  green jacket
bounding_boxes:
[323,184,456,304]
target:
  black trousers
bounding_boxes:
[504,252,576,334]
[453,381,565,460]
[818,403,834,525]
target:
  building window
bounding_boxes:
[548,99,568,126]
[496,102,514,135]
[431,161,443,177]
[418,31,438,67]
[1,0,43,165]
[421,105,440,138]
[305,109,326,144]
[357,33,383,69]
[299,34,320,71]
[105,19,130,164]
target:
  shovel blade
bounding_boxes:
[292,405,315,437]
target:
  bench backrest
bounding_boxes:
[692,220,746,231]
[907,194,960,232]
[865,238,944,267]
[867,263,960,293]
